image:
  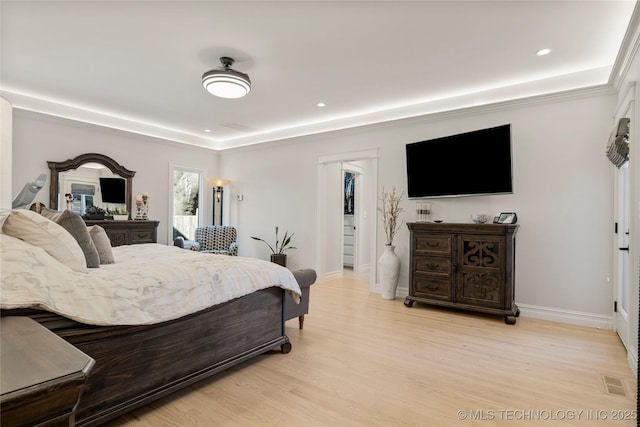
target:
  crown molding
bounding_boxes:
[2,78,617,152]
[610,2,640,90]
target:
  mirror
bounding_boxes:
[48,153,135,218]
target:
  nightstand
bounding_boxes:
[1,316,95,427]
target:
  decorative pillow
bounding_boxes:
[39,207,100,268]
[0,209,10,229]
[88,225,115,264]
[2,209,88,273]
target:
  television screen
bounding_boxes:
[99,177,126,203]
[406,124,513,198]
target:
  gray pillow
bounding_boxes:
[88,225,115,264]
[40,207,100,268]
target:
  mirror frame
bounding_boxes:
[48,153,136,217]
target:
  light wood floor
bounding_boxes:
[105,272,637,427]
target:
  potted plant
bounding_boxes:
[378,187,404,300]
[108,207,129,220]
[83,205,106,220]
[251,226,296,267]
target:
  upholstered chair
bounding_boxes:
[286,269,317,329]
[174,225,238,256]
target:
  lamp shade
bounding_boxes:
[202,57,251,99]
[211,178,229,187]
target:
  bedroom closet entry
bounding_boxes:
[317,150,378,291]
[343,166,359,270]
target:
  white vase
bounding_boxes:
[378,245,401,300]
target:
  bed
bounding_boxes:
[0,209,313,426]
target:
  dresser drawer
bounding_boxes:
[414,234,451,254]
[105,230,128,247]
[414,255,451,277]
[413,276,451,300]
[130,229,155,243]
[85,220,159,246]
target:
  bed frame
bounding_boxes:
[4,285,293,426]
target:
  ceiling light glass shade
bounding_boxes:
[202,68,251,99]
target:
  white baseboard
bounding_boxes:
[371,293,614,329]
[516,303,613,329]
[357,263,371,280]
[320,270,343,281]
[628,350,638,376]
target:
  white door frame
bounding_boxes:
[611,84,634,355]
[316,149,378,291]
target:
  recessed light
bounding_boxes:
[536,48,551,56]
[204,129,211,133]
[316,102,326,107]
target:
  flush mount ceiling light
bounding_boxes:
[202,57,251,99]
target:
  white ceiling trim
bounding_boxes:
[0,88,218,150]
[1,64,614,152]
[611,2,640,90]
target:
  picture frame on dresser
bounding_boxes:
[497,212,517,224]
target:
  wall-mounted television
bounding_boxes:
[99,177,126,203]
[406,124,513,198]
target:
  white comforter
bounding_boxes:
[0,233,301,326]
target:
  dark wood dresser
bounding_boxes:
[404,222,519,324]
[0,317,95,427]
[84,220,159,246]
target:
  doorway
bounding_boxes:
[316,150,378,290]
[342,165,360,271]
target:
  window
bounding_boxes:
[170,165,204,241]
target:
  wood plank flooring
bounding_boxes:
[104,272,637,426]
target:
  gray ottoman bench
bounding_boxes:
[287,269,317,329]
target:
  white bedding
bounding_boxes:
[0,233,301,326]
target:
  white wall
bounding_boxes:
[9,89,620,327]
[321,162,344,275]
[218,139,322,271]
[11,110,220,244]
[221,90,617,324]
[1,97,12,210]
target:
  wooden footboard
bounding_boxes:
[16,287,289,426]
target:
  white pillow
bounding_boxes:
[0,209,9,230]
[40,207,100,268]
[2,209,88,273]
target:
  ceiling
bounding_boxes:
[1,1,637,150]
